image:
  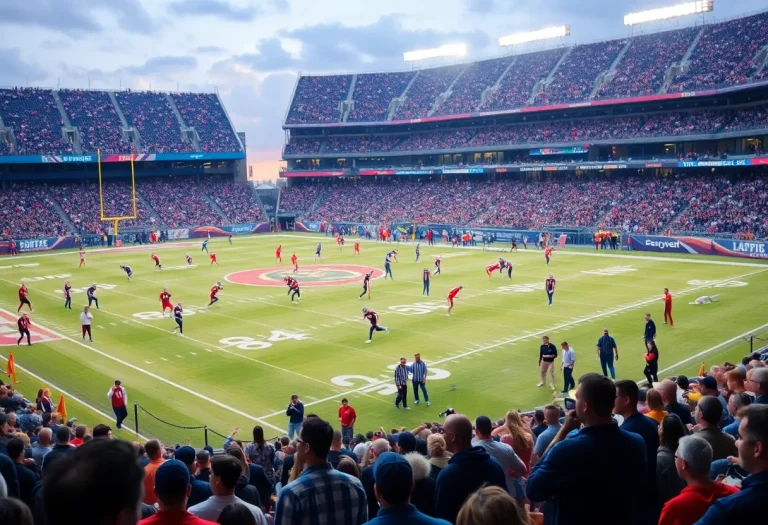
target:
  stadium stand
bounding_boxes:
[170,93,242,152]
[0,183,68,239]
[53,182,153,234]
[433,57,512,116]
[285,75,351,124]
[115,91,193,154]
[58,89,130,154]
[392,65,465,120]
[0,88,72,155]
[139,178,222,228]
[202,177,265,224]
[348,72,414,122]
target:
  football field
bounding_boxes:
[1,233,767,446]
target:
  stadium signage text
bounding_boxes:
[630,235,768,259]
[644,239,682,250]
[19,239,50,251]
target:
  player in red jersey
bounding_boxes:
[284,276,301,302]
[210,252,219,266]
[276,244,282,262]
[208,281,223,307]
[662,287,674,326]
[362,307,388,343]
[79,249,86,268]
[545,274,556,306]
[544,246,554,265]
[354,241,360,255]
[151,253,162,269]
[185,253,193,265]
[18,283,32,312]
[17,313,32,346]
[337,235,344,251]
[291,253,298,273]
[485,263,501,279]
[447,285,463,316]
[160,287,173,317]
[433,257,442,276]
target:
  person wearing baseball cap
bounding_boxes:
[139,459,217,525]
[174,446,212,509]
[366,452,449,525]
[396,432,417,454]
[698,375,729,417]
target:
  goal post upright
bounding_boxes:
[98,148,138,237]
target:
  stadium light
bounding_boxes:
[498,26,570,47]
[403,43,468,62]
[624,1,713,26]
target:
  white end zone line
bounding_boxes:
[256,266,768,419]
[0,352,150,441]
[0,309,286,434]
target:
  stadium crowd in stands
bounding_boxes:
[392,66,464,120]
[115,92,194,154]
[348,72,414,123]
[480,49,565,112]
[286,75,351,124]
[203,177,265,225]
[58,90,130,154]
[171,93,242,153]
[0,183,68,239]
[433,57,511,116]
[2,346,768,525]
[53,182,153,234]
[0,89,72,156]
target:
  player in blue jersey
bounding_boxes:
[433,257,441,276]
[415,243,421,263]
[362,307,388,344]
[314,243,322,262]
[172,303,184,336]
[422,268,430,296]
[359,272,372,299]
[120,264,133,280]
[87,284,99,309]
[202,238,209,253]
[384,250,398,279]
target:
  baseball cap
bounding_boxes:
[154,459,190,496]
[174,445,196,466]
[397,432,416,453]
[373,452,413,504]
[700,376,718,390]
[203,445,214,455]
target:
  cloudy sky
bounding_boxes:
[0,0,763,179]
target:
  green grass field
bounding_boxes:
[1,234,767,447]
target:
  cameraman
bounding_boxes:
[286,394,304,440]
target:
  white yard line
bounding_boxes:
[0,352,150,441]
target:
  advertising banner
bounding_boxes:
[530,146,589,155]
[1,237,78,254]
[0,151,245,165]
[629,235,768,259]
[167,229,190,240]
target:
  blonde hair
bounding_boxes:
[427,433,448,458]
[457,485,531,525]
[646,388,664,410]
[503,411,533,454]
[287,456,305,483]
[13,432,30,447]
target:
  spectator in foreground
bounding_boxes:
[532,405,562,460]
[337,455,362,480]
[403,452,437,517]
[196,449,212,483]
[747,368,768,404]
[44,439,144,525]
[724,392,752,438]
[31,427,53,465]
[658,435,736,525]
[217,503,257,525]
[274,417,367,525]
[139,459,218,525]
[7,437,38,506]
[657,414,687,509]
[456,485,530,525]
[0,496,34,525]
[694,396,737,460]
[645,388,668,423]
[364,451,449,525]
[42,426,76,473]
[143,440,167,506]
[427,434,451,480]
[526,373,647,525]
[659,379,694,425]
[435,414,506,524]
[328,429,357,468]
[695,405,768,523]
[188,455,267,524]
[92,423,113,439]
[471,415,527,498]
[175,445,213,508]
[362,438,392,519]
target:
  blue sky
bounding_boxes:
[0,0,763,179]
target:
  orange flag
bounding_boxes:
[5,353,18,384]
[698,361,706,377]
[56,395,67,421]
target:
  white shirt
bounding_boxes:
[80,312,93,325]
[562,347,576,367]
[188,495,267,525]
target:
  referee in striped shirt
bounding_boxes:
[394,357,411,410]
[408,353,430,406]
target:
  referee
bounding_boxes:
[409,353,430,406]
[394,357,410,410]
[644,313,656,347]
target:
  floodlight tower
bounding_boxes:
[498,25,571,48]
[624,0,713,33]
[403,43,468,69]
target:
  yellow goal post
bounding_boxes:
[97,149,138,236]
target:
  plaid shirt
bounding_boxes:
[408,360,428,383]
[275,463,367,525]
[244,442,276,482]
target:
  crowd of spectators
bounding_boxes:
[596,27,699,100]
[3,349,768,525]
[0,183,68,239]
[203,177,265,224]
[139,178,222,228]
[53,182,154,234]
[433,57,512,116]
[171,93,242,152]
[392,66,465,121]
[480,49,566,112]
[348,72,415,123]
[669,12,768,92]
[286,75,352,124]
[325,135,404,154]
[277,184,327,218]
[283,137,323,156]
[0,88,72,156]
[395,129,475,152]
[115,91,194,154]
[535,39,626,105]
[58,89,129,155]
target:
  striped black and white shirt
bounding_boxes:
[409,360,428,383]
[394,364,408,386]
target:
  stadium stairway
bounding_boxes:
[530,46,572,104]
[341,74,358,123]
[661,26,706,94]
[478,57,518,111]
[109,92,142,152]
[590,39,632,99]
[387,71,420,121]
[203,194,229,223]
[46,189,77,233]
[754,44,768,77]
[428,66,469,117]
[166,94,200,151]
[136,193,168,229]
[51,91,83,154]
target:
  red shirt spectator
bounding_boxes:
[658,482,738,525]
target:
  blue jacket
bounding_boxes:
[694,470,768,524]
[435,446,506,524]
[286,401,304,423]
[621,413,660,520]
[364,504,450,525]
[527,423,647,525]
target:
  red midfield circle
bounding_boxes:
[225,264,384,287]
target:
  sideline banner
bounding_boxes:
[0,236,77,255]
[629,235,768,259]
[167,229,190,240]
